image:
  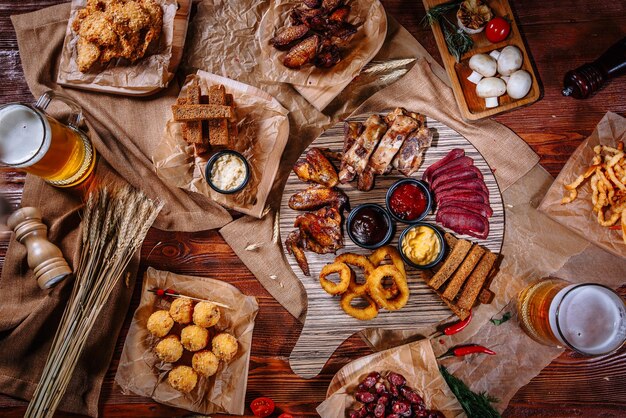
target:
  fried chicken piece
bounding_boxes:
[269,24,309,49]
[286,229,310,276]
[283,35,319,69]
[321,0,342,12]
[293,147,339,187]
[76,38,101,72]
[328,5,350,22]
[303,0,321,9]
[288,185,349,211]
[108,1,152,33]
[314,44,341,68]
[77,11,118,46]
[294,206,343,253]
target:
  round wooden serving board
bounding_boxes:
[280,113,505,378]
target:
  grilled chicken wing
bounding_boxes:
[321,0,342,12]
[285,229,309,276]
[288,185,349,211]
[270,24,309,49]
[314,44,341,68]
[294,206,343,253]
[303,0,321,8]
[293,147,339,187]
[368,114,419,174]
[339,114,387,182]
[328,5,350,22]
[283,35,319,69]
[392,126,433,176]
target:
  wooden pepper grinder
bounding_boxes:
[562,36,626,99]
[7,207,71,289]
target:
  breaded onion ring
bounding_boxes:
[367,265,410,311]
[340,291,379,320]
[336,253,374,295]
[319,262,353,295]
[368,246,406,299]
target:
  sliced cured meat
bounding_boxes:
[431,165,484,190]
[423,148,464,182]
[435,189,488,205]
[438,201,493,219]
[429,156,474,183]
[436,207,490,240]
[434,178,489,196]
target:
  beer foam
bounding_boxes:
[553,285,626,355]
[0,105,47,166]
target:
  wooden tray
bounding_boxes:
[280,113,505,378]
[57,0,191,96]
[423,0,541,120]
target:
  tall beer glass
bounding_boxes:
[0,91,95,188]
[517,278,626,356]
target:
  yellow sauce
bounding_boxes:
[402,226,441,265]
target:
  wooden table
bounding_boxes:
[1,1,625,417]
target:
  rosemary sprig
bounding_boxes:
[422,0,474,62]
[440,366,501,418]
[490,312,512,326]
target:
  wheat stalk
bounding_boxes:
[25,184,163,418]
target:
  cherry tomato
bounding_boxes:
[278,414,294,418]
[485,17,511,43]
[250,397,275,417]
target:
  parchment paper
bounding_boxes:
[115,267,259,415]
[258,0,387,88]
[316,339,465,418]
[153,70,290,218]
[539,111,626,259]
[57,0,178,89]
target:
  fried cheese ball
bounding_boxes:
[212,332,238,362]
[181,325,209,352]
[193,302,221,328]
[146,310,174,338]
[192,350,220,377]
[155,334,183,363]
[169,298,194,324]
[167,365,198,393]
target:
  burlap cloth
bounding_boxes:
[3,1,626,416]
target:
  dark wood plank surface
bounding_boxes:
[1,0,625,417]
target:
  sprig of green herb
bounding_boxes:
[440,366,501,418]
[422,0,474,62]
[490,312,512,326]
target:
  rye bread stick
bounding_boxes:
[442,244,485,301]
[457,251,498,310]
[208,85,229,146]
[441,296,471,321]
[185,77,203,144]
[429,238,472,290]
[172,104,234,121]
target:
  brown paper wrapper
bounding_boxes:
[258,0,387,87]
[114,267,259,415]
[57,0,178,90]
[153,70,290,218]
[316,339,465,418]
[538,111,626,259]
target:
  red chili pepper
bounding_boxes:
[609,225,622,230]
[443,310,473,335]
[451,345,496,357]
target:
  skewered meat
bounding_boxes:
[392,126,433,176]
[339,114,387,183]
[368,115,420,174]
[436,207,490,240]
[283,35,320,69]
[288,185,349,211]
[294,206,344,253]
[285,229,310,276]
[293,147,339,187]
[269,24,309,49]
[430,165,483,190]
[423,148,465,183]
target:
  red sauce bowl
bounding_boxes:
[385,179,432,224]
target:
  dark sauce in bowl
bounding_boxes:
[350,206,390,246]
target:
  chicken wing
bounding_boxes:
[293,147,339,187]
[283,35,319,69]
[285,229,310,276]
[288,185,349,211]
[294,206,343,253]
[270,24,309,49]
[368,114,419,174]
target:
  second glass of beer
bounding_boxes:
[517,278,626,356]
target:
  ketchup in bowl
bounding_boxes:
[386,179,432,223]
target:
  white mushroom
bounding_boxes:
[489,50,501,60]
[501,75,510,84]
[467,54,497,84]
[476,77,507,108]
[506,70,532,99]
[497,45,523,76]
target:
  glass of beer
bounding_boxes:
[517,278,626,356]
[0,91,96,188]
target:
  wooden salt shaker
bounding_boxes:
[7,207,71,289]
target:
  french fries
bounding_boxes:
[562,141,626,244]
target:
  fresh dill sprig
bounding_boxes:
[422,0,474,62]
[440,366,501,418]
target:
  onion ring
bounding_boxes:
[319,262,353,295]
[367,265,410,311]
[340,291,379,320]
[368,246,406,298]
[335,253,374,295]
